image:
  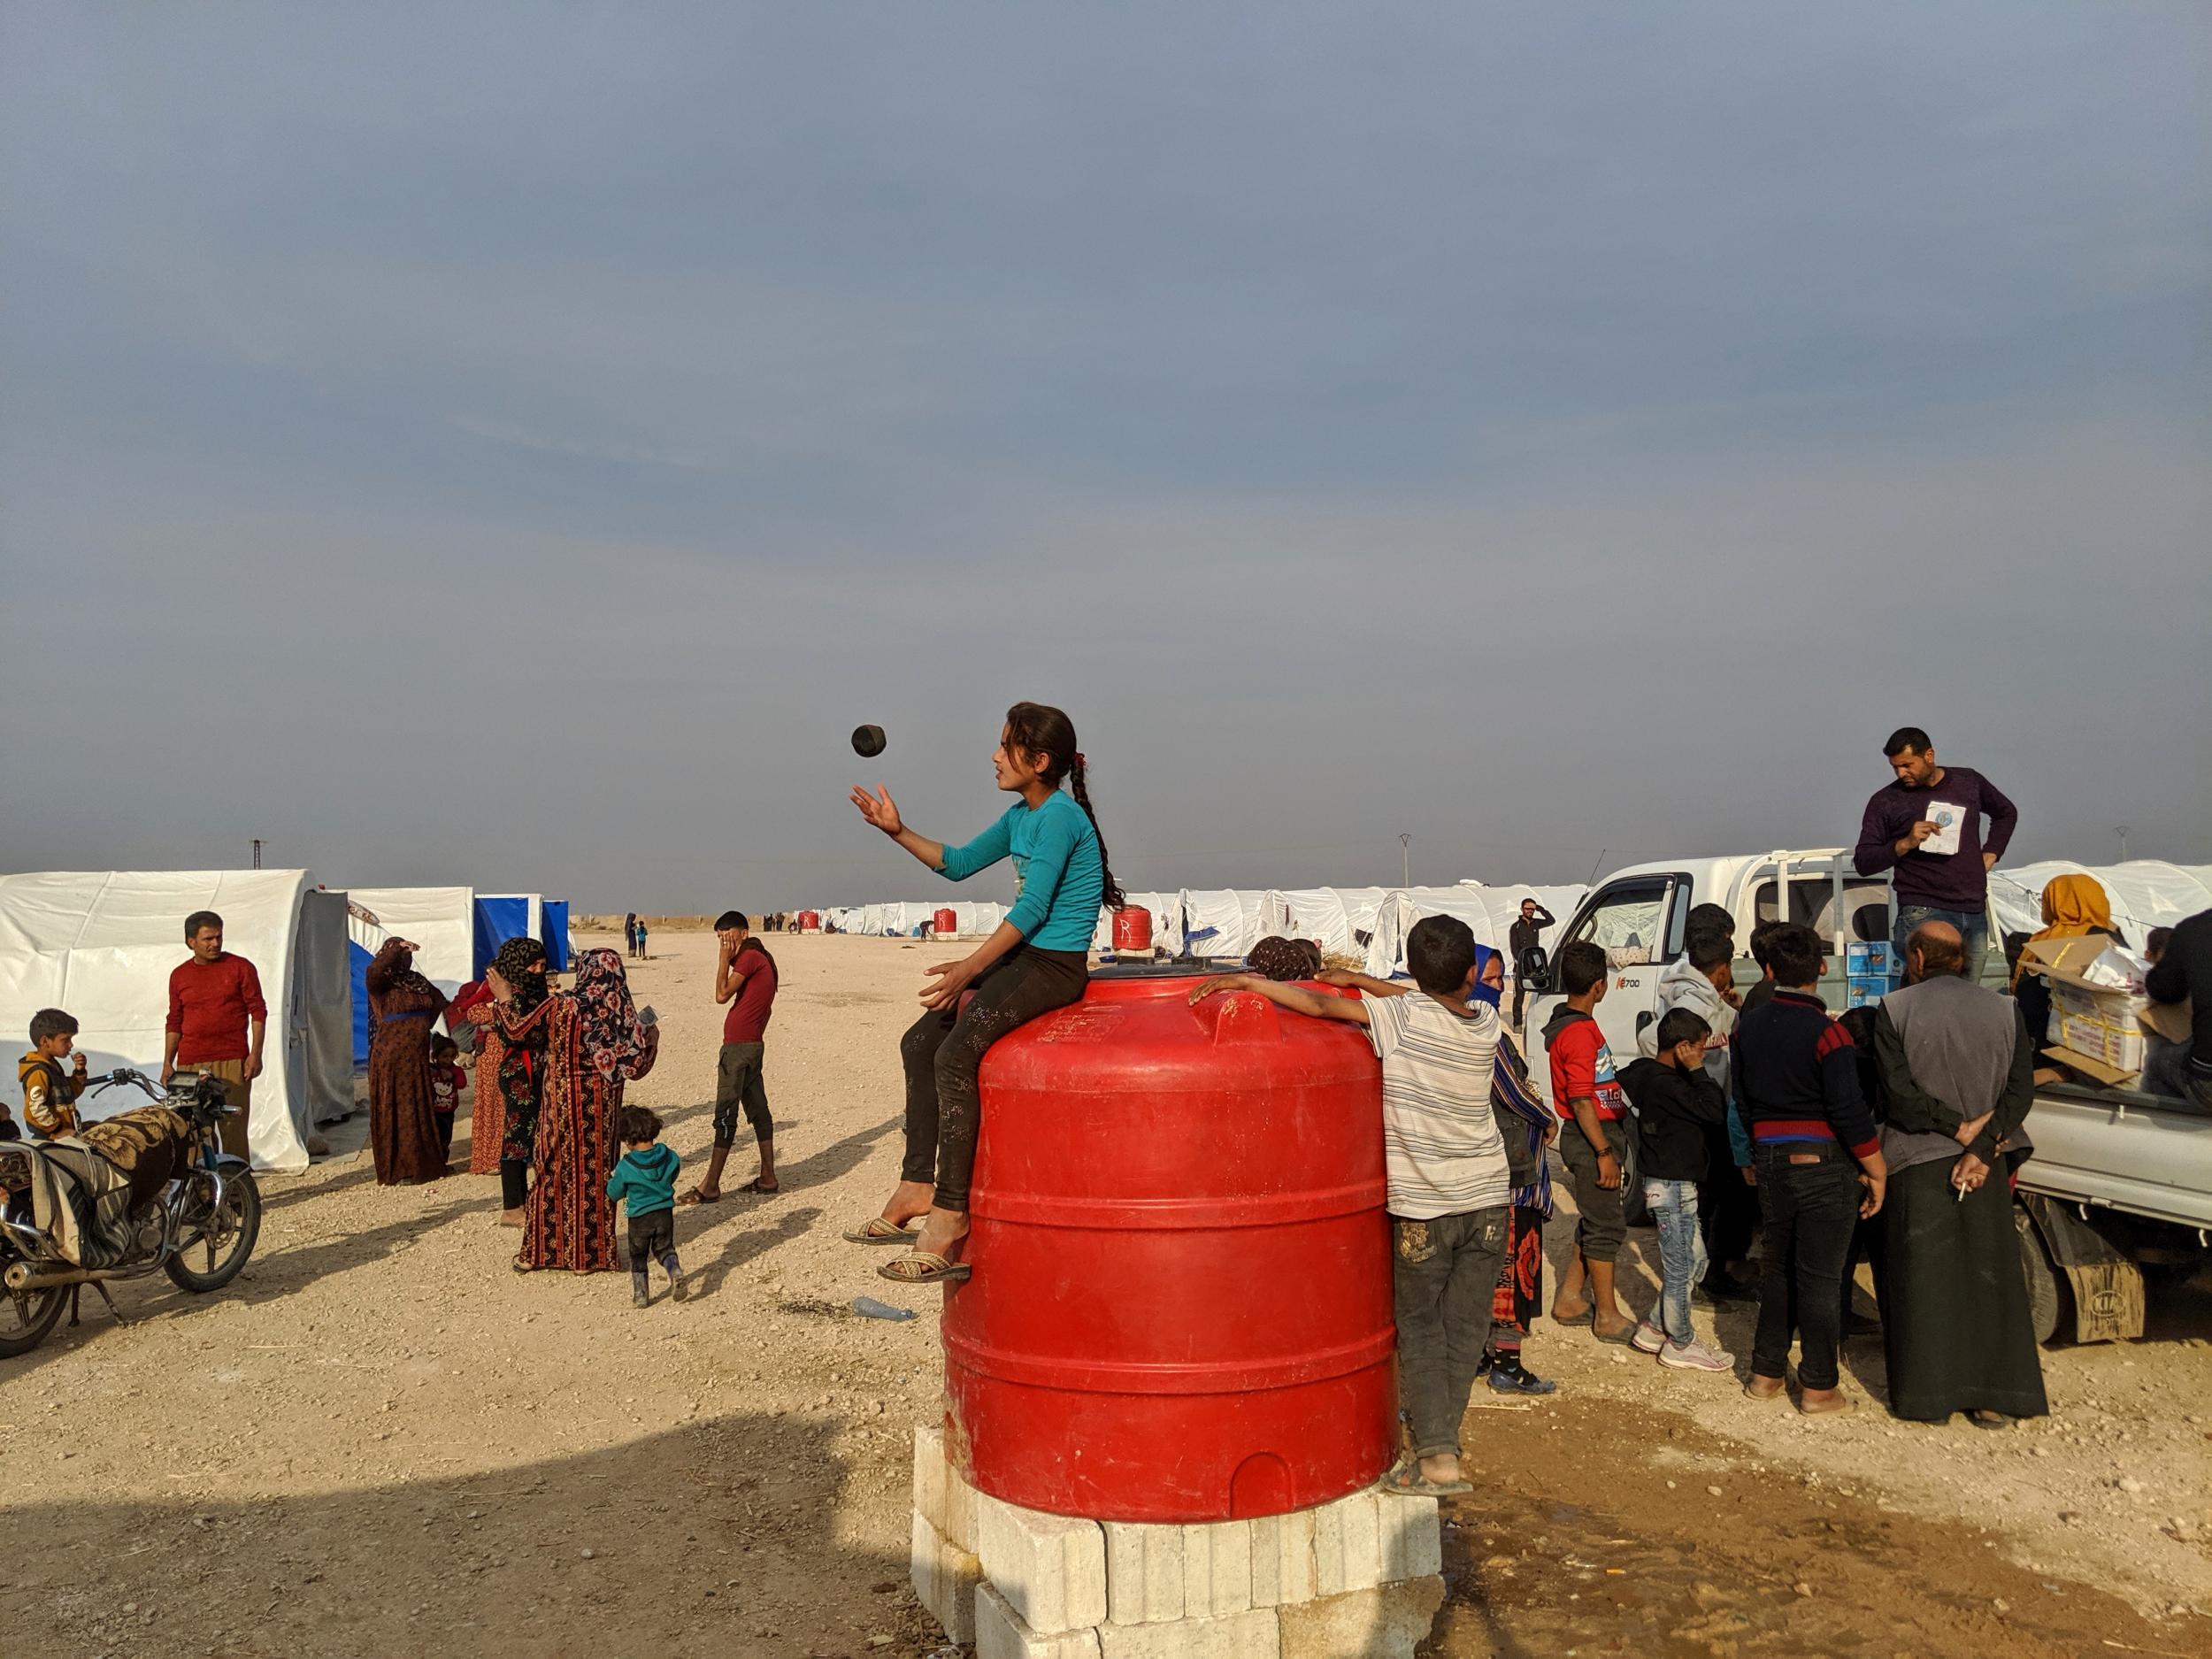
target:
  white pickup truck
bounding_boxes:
[1519,848,2212,1345]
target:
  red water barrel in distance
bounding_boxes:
[799,910,821,932]
[942,971,1394,1523]
[934,907,959,937]
[1110,907,1154,955]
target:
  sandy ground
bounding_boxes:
[2,931,2208,1659]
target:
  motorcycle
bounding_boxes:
[0,1068,263,1358]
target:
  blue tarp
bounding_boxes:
[472,895,530,978]
[541,901,571,971]
[350,941,374,1066]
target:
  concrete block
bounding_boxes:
[1276,1575,1446,1659]
[1180,1519,1255,1618]
[1247,1508,1316,1609]
[976,1491,1109,1636]
[910,1511,983,1646]
[1378,1492,1442,1582]
[1104,1521,1185,1625]
[912,1421,978,1553]
[975,1583,1103,1659]
[1098,1604,1279,1659]
[1309,1488,1384,1598]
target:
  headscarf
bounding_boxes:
[492,936,549,1014]
[572,948,650,1080]
[1470,942,1503,1009]
[2013,874,2114,987]
[1247,936,1323,981]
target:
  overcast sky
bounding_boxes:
[4,2,2207,912]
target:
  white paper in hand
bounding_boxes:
[1920,802,1965,857]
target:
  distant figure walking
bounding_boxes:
[364,937,449,1184]
[625,912,640,960]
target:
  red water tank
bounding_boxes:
[799,910,821,932]
[934,907,959,937]
[941,970,1394,1523]
[1110,907,1153,955]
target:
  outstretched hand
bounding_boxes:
[1187,975,1251,1005]
[850,784,903,836]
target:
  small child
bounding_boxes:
[607,1104,685,1307]
[634,921,649,961]
[16,1008,91,1141]
[427,1033,466,1159]
[1621,1007,1734,1371]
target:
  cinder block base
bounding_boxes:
[916,1429,1441,1659]
[977,1583,1104,1659]
[910,1511,983,1645]
[976,1489,1110,1636]
[1098,1604,1279,1658]
[1276,1576,1446,1659]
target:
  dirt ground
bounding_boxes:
[2,932,2207,1659]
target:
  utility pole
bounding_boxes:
[2115,826,2130,863]
[1399,833,1412,889]
[251,839,265,870]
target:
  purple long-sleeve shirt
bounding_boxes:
[1853,764,2017,911]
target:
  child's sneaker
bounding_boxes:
[1631,1320,1667,1355]
[1659,1339,1734,1372]
[669,1272,688,1303]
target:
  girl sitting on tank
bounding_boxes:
[847,701,1120,1285]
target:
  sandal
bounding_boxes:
[1550,1305,1594,1328]
[877,1250,972,1286]
[1797,1393,1857,1417]
[737,1177,780,1195]
[1593,1321,1639,1347]
[1378,1454,1471,1498]
[676,1187,720,1207]
[842,1217,921,1245]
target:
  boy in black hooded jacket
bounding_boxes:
[1621,1008,1732,1371]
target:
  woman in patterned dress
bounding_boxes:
[514,949,658,1273]
[484,937,552,1224]
[364,937,449,1184]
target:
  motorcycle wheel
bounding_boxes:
[0,1279,68,1358]
[164,1168,262,1294]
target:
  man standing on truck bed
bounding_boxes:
[1853,726,2017,986]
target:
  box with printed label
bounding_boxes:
[1847,941,1898,978]
[1846,974,1892,1009]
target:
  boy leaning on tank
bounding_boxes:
[1190,914,1516,1499]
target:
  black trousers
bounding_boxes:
[628,1210,680,1291]
[714,1042,772,1148]
[1697,1125,1758,1273]
[898,946,1087,1212]
[1750,1143,1861,1392]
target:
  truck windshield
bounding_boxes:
[1565,878,1673,968]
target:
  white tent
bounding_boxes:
[949,901,1007,938]
[1362,883,1590,979]
[0,870,353,1171]
[1988,861,2212,950]
[346,887,473,997]
[1179,890,1250,958]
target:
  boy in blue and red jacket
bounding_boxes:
[1731,923,1888,1416]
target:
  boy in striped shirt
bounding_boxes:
[1192,914,1510,1498]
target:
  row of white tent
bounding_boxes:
[817,882,1593,979]
[0,872,576,1175]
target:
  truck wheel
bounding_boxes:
[2014,1205,2067,1346]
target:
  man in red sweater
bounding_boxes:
[164,910,267,1162]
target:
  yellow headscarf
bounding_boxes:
[2013,873,2114,987]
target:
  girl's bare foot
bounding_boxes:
[881,1179,935,1229]
[911,1206,970,1263]
[499,1207,525,1228]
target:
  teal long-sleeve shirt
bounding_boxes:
[937,791,1104,951]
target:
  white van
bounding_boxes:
[1518,849,1899,1105]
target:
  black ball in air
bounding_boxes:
[851,725,887,757]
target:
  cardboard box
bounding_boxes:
[1846,974,1892,1009]
[1847,941,1898,978]
[2020,935,2153,1075]
[2041,1047,2139,1090]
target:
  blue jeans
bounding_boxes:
[1892,904,1991,985]
[1643,1179,1707,1347]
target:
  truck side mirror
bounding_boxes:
[1635,1010,1655,1037]
[1518,945,1549,992]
